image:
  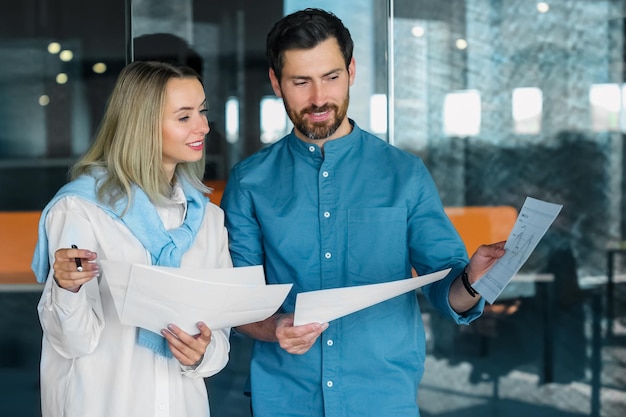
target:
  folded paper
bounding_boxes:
[101,260,292,334]
[293,268,451,326]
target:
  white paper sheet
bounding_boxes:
[100,261,292,334]
[293,268,451,326]
[472,196,562,304]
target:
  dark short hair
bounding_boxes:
[266,8,354,81]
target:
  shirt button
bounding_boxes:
[327,380,333,387]
[322,171,329,177]
[327,339,334,346]
[323,211,330,218]
[325,252,332,259]
[309,146,315,152]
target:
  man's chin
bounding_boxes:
[305,128,334,141]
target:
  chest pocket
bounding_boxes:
[347,207,408,284]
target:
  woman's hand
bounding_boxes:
[52,247,99,292]
[161,321,213,367]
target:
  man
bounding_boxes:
[221,8,505,416]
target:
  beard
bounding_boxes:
[284,93,350,140]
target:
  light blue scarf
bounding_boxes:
[32,171,208,358]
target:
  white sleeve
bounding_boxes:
[180,326,231,378]
[37,197,105,359]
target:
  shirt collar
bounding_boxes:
[287,119,361,157]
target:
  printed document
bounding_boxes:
[472,196,562,304]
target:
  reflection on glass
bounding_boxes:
[621,85,626,133]
[537,2,550,13]
[92,62,107,74]
[226,97,239,144]
[260,96,290,144]
[455,38,468,50]
[512,87,542,135]
[369,94,387,135]
[56,73,68,84]
[443,90,481,137]
[47,42,61,54]
[59,50,73,62]
[411,26,425,37]
[589,83,620,132]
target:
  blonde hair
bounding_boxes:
[71,61,209,213]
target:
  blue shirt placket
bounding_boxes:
[317,145,343,415]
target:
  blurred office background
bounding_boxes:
[1,0,625,416]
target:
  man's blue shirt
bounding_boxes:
[221,121,485,416]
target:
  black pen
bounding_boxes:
[71,244,83,272]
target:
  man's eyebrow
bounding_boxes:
[288,68,344,80]
[322,68,344,77]
[286,74,313,81]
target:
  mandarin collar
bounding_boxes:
[288,119,360,157]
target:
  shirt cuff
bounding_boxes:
[450,296,486,325]
[180,338,217,374]
[51,280,88,314]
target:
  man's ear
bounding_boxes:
[348,57,356,86]
[269,68,283,97]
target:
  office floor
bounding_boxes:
[419,332,626,417]
[1,289,625,417]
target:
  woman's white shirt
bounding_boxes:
[37,187,232,417]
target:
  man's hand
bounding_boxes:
[467,240,506,284]
[450,241,506,313]
[275,314,328,355]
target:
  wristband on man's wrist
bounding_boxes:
[461,266,477,297]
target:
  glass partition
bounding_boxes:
[0,0,126,211]
[1,1,625,416]
[392,2,625,416]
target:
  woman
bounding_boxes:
[32,61,231,417]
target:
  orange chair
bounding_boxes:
[204,180,227,205]
[444,206,517,256]
[0,211,41,284]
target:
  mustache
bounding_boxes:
[301,104,336,115]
